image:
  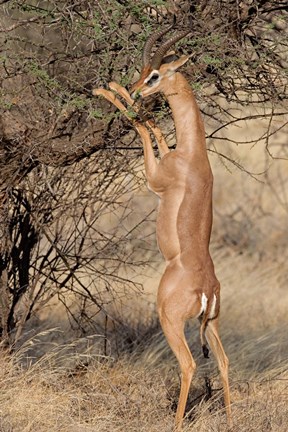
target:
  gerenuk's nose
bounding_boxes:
[131,90,141,101]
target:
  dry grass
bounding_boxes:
[1,247,287,432]
[0,299,287,432]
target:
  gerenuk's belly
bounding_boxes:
[156,191,183,261]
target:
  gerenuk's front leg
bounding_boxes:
[109,82,170,158]
[92,87,159,182]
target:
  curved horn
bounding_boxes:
[150,29,191,70]
[142,19,176,67]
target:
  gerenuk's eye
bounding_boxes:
[146,73,160,87]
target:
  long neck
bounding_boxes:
[163,73,206,153]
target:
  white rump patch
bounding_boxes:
[197,293,208,317]
[209,294,217,319]
[197,293,217,319]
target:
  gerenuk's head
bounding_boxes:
[131,26,191,100]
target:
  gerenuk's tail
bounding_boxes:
[199,293,219,358]
[200,307,210,358]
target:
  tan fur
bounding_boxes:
[93,55,231,430]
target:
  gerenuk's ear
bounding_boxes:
[162,55,190,73]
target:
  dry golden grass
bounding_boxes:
[1,120,287,431]
[0,299,287,432]
[1,247,287,431]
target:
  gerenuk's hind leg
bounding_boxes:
[158,301,196,431]
[205,318,232,425]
